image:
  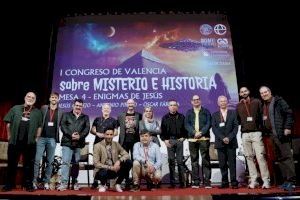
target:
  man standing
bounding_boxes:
[90,103,118,189]
[131,129,162,191]
[93,128,132,193]
[117,98,142,189]
[212,96,239,189]
[259,86,296,191]
[236,87,270,189]
[2,92,43,192]
[185,95,212,188]
[33,92,62,190]
[57,99,90,191]
[161,99,187,188]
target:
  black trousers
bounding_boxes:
[95,159,132,185]
[167,139,184,185]
[6,143,36,188]
[189,140,211,184]
[217,147,237,184]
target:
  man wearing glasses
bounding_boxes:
[185,95,212,188]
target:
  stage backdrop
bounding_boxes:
[52,13,244,184]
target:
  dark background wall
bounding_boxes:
[0,1,298,109]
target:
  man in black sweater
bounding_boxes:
[161,99,187,188]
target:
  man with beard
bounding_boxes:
[117,99,142,190]
[2,92,42,192]
[57,99,90,191]
[237,87,270,189]
[33,92,62,190]
[90,103,118,189]
[93,128,132,193]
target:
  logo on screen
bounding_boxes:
[199,24,213,36]
[214,24,227,35]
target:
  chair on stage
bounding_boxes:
[69,142,94,188]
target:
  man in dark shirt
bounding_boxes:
[117,98,142,189]
[236,87,270,189]
[33,92,62,190]
[2,92,43,192]
[161,99,187,188]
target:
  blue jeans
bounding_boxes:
[33,137,56,183]
[60,146,80,185]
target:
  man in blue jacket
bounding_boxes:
[185,95,212,188]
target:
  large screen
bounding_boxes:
[52,13,238,119]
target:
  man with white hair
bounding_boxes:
[211,95,239,189]
[2,92,43,192]
[259,86,296,191]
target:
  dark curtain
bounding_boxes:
[0,102,12,141]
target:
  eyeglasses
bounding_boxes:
[75,104,83,107]
[192,99,200,101]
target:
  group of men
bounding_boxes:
[1,85,297,192]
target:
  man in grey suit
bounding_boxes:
[211,95,239,189]
[117,98,142,189]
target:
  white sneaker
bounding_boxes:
[262,181,271,189]
[57,184,67,191]
[248,181,259,189]
[44,183,50,190]
[98,185,107,192]
[73,183,80,190]
[32,182,38,190]
[115,184,123,192]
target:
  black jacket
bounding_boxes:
[60,111,90,148]
[263,96,294,139]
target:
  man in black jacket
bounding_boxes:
[57,99,90,191]
[161,99,187,188]
[259,86,296,191]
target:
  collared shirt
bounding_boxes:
[133,141,162,170]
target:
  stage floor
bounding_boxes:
[0,185,299,200]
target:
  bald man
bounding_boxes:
[117,99,142,190]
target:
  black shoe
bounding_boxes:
[282,182,296,192]
[156,182,161,188]
[91,181,98,190]
[130,184,140,192]
[169,184,176,189]
[204,183,212,189]
[1,186,12,192]
[179,183,186,188]
[125,183,131,191]
[26,186,35,192]
[232,185,238,189]
[219,183,229,189]
[147,182,153,191]
[231,181,239,189]
[151,183,159,191]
